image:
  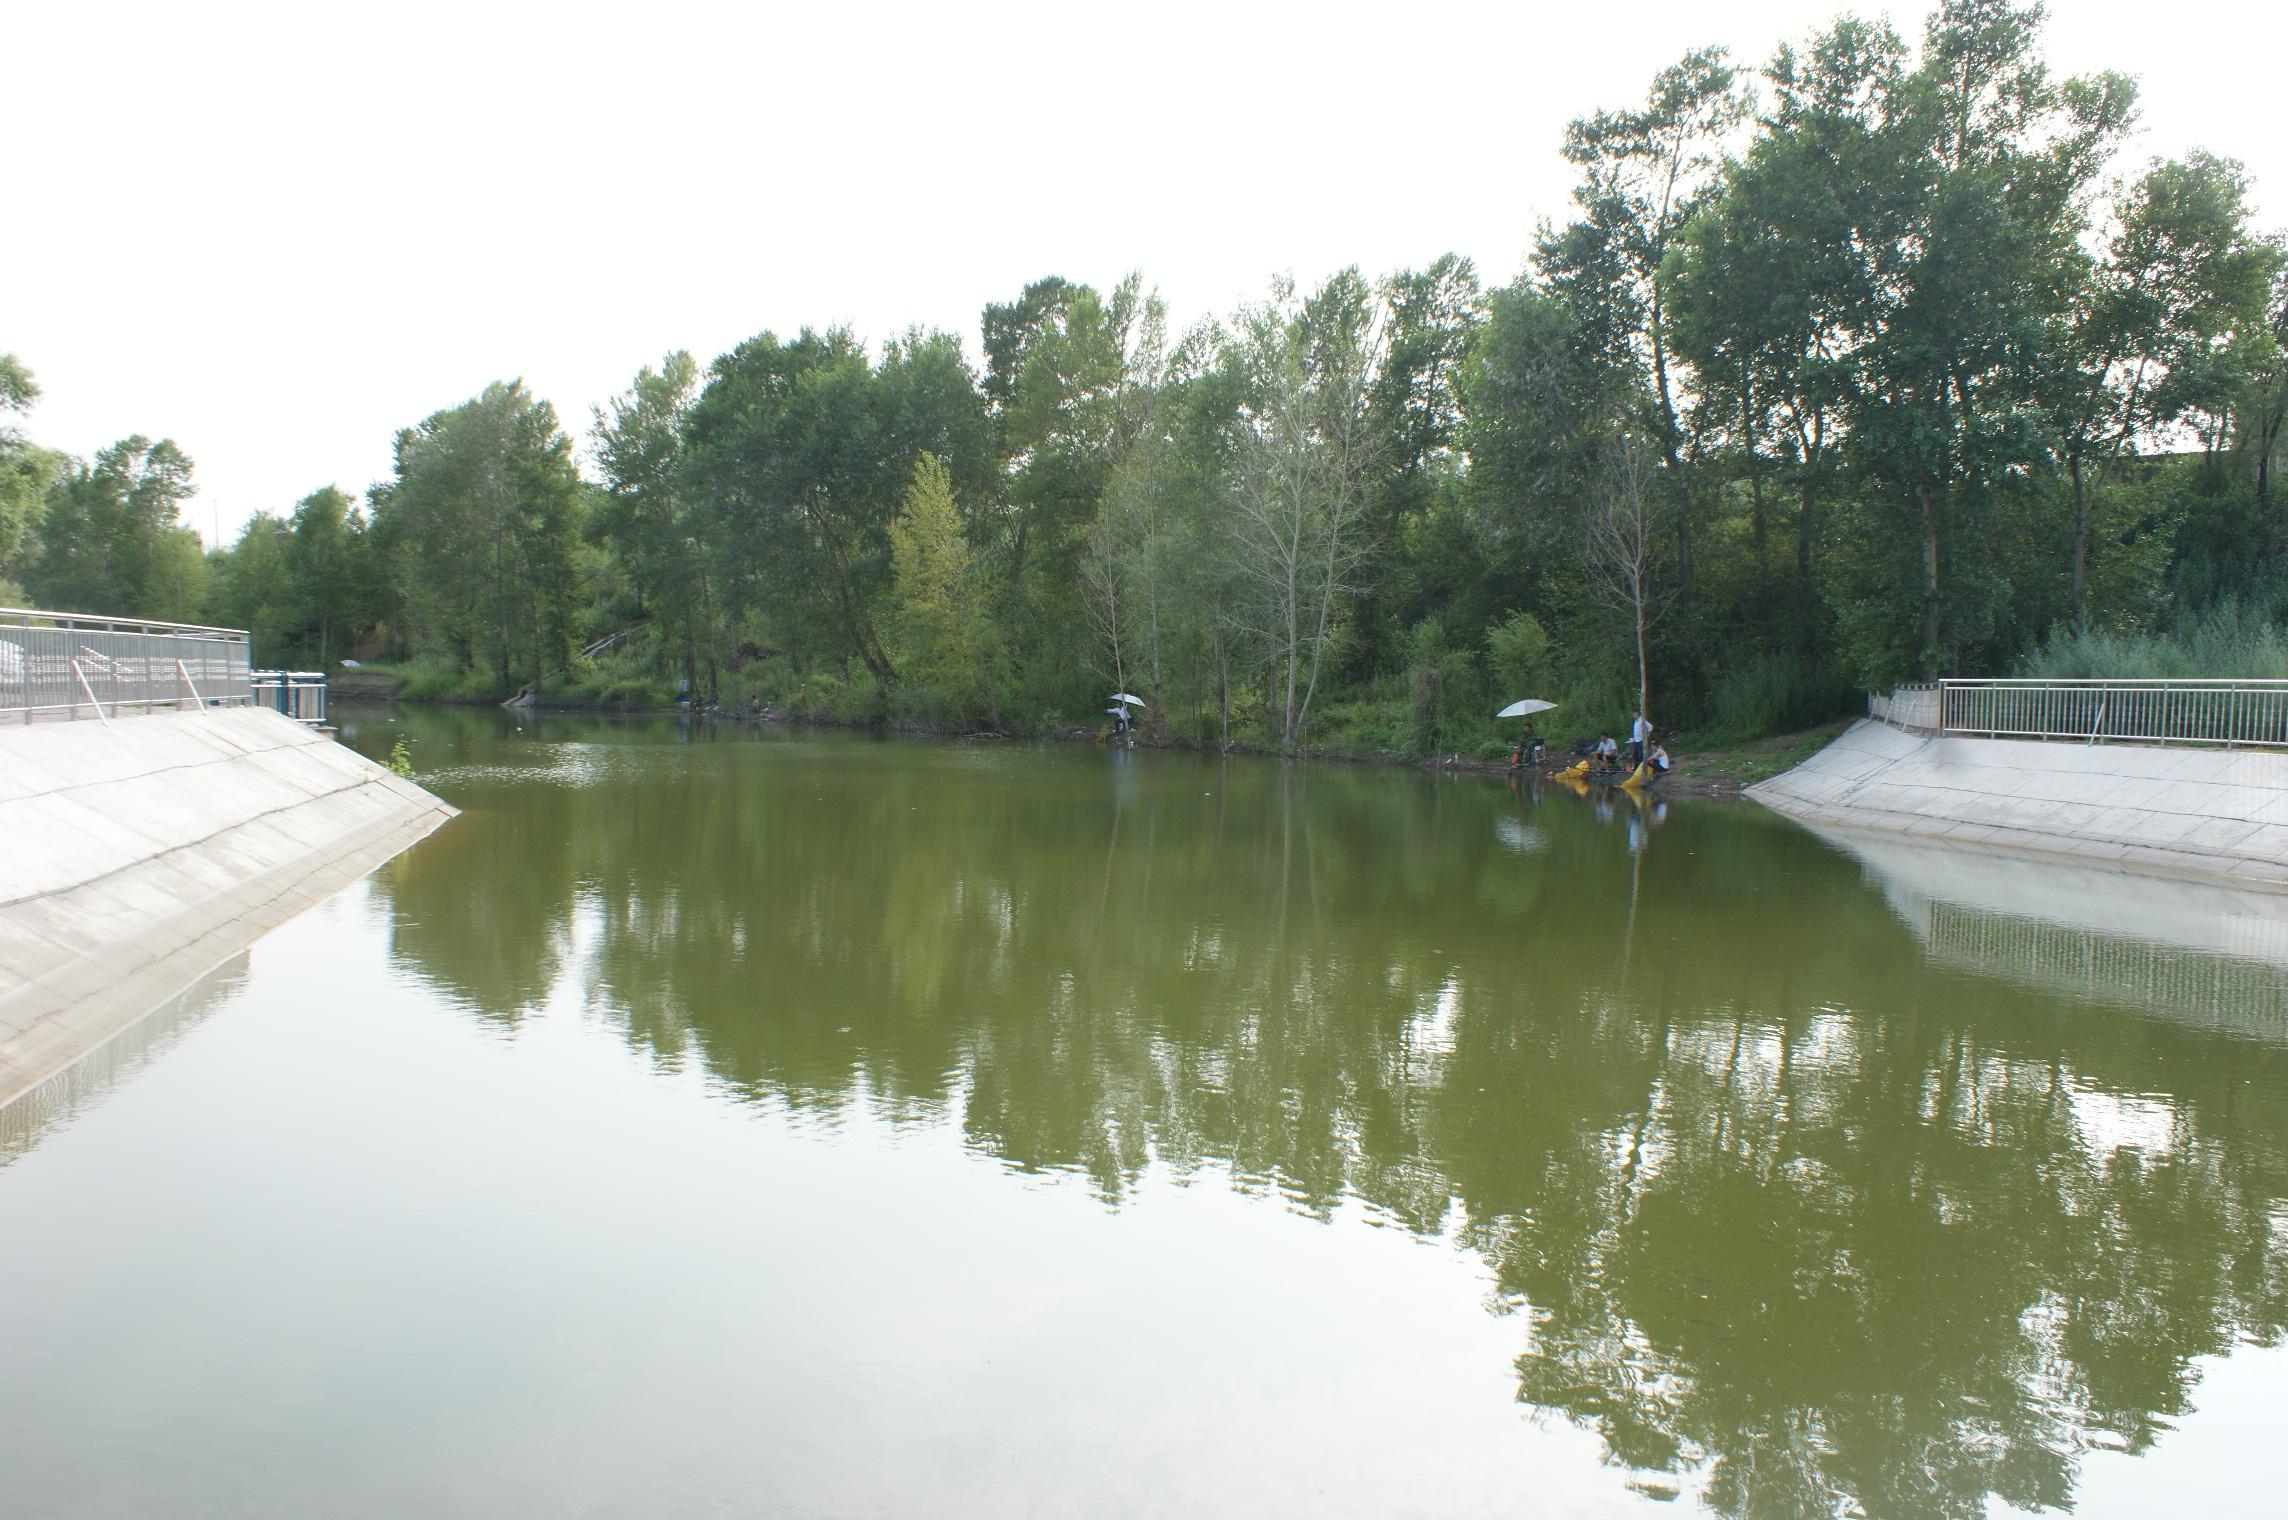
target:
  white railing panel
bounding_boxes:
[2,607,254,721]
[1873,678,2288,749]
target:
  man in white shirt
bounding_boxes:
[1630,710,1652,766]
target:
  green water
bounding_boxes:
[2,706,2284,1519]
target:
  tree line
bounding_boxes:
[6,0,2283,754]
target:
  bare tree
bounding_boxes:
[1582,428,1668,718]
[1221,272,1386,752]
[1078,498,1129,696]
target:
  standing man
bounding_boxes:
[1630,709,1652,767]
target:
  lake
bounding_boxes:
[2,706,2283,1519]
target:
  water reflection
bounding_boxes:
[352,707,2288,1519]
[1804,820,2288,1040]
[0,952,251,1168]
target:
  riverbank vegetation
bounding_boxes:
[4,1,2283,758]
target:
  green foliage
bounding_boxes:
[369,381,584,689]
[682,327,991,695]
[27,435,204,618]
[2020,600,2288,680]
[1400,617,1485,755]
[889,454,1003,723]
[385,736,415,778]
[1483,611,1552,698]
[0,353,58,581]
[591,351,707,690]
[12,2,2282,749]
[1698,651,1861,744]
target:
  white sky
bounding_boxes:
[7,0,2280,548]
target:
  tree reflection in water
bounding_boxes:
[358,710,2288,1520]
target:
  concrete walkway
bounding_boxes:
[0,707,455,1105]
[1750,719,2288,887]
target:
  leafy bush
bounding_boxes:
[1484,610,1553,699]
[1699,650,1861,743]
[2019,599,2288,680]
[1403,616,1498,757]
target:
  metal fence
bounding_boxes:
[1869,685,1941,732]
[252,670,327,725]
[1,606,254,723]
[1874,678,2288,749]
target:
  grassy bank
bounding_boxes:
[1661,720,1854,793]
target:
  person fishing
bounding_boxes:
[1629,709,1653,767]
[1510,722,1545,770]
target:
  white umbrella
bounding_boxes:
[1496,698,1557,719]
[1110,693,1146,707]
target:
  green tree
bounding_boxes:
[1540,46,1748,596]
[1219,271,1386,751]
[2046,152,2281,612]
[889,454,1000,721]
[592,352,707,689]
[0,354,60,589]
[1828,0,2135,680]
[285,486,374,666]
[1353,255,1482,669]
[683,327,991,694]
[205,513,297,657]
[369,381,583,689]
[1458,282,1618,622]
[1668,19,1899,633]
[32,435,202,618]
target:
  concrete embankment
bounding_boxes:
[1750,718,2288,887]
[0,708,455,1103]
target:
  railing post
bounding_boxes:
[70,659,110,726]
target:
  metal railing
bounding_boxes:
[2,607,254,723]
[252,670,327,725]
[1869,685,1941,733]
[1874,678,2288,749]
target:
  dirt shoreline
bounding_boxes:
[340,689,1848,802]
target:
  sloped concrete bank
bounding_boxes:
[1750,718,2288,887]
[0,708,456,1104]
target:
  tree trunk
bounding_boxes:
[1673,512,1693,602]
[1634,593,1649,719]
[1797,478,1816,581]
[1749,469,1767,582]
[1214,630,1230,752]
[1744,393,1766,584]
[2068,453,2089,616]
[1651,296,1692,600]
[1918,484,1941,678]
[1282,560,1301,751]
[2259,411,2282,551]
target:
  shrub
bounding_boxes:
[1699,651,1861,743]
[2019,599,2288,681]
